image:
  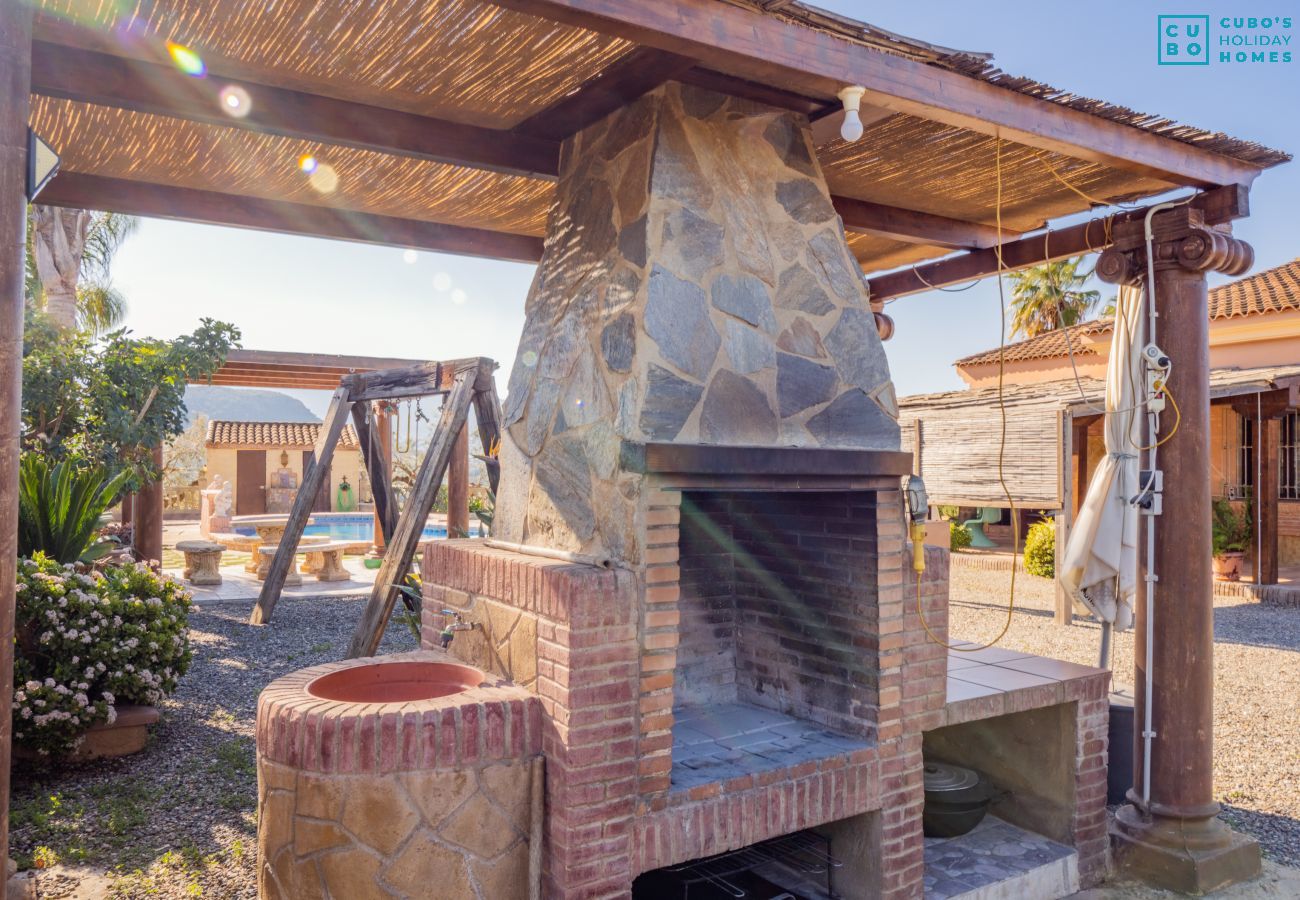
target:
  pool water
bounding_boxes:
[234,514,448,543]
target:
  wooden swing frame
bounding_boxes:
[248,356,501,658]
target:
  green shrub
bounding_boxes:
[13,554,193,758]
[938,505,961,521]
[18,454,130,564]
[949,521,973,551]
[1211,498,1251,555]
[1023,519,1056,578]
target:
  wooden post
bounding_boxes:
[1055,411,1074,626]
[1105,210,1261,892]
[134,446,165,565]
[447,423,470,537]
[353,401,396,549]
[1258,414,1280,585]
[472,375,503,495]
[0,1,33,886]
[348,369,478,658]
[120,492,134,525]
[250,386,351,625]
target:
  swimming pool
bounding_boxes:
[233,514,450,543]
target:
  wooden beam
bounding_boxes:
[31,41,560,179]
[868,185,1249,301]
[494,0,1265,187]
[348,365,480,657]
[250,386,352,625]
[677,67,827,116]
[514,46,696,140]
[37,173,545,263]
[351,401,397,547]
[832,196,1014,250]
[0,5,33,872]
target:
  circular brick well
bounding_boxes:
[256,651,543,899]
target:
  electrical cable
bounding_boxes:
[917,136,1019,652]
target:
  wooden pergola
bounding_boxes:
[0,0,1291,893]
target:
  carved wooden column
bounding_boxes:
[1098,202,1261,893]
[0,0,32,881]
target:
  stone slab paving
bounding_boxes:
[669,702,870,791]
[173,558,378,604]
[924,816,1077,899]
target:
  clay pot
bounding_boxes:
[1212,551,1245,582]
[69,705,159,762]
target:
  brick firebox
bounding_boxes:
[421,440,965,898]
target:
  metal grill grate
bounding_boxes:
[662,830,842,898]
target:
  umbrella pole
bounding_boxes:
[1097,620,1112,670]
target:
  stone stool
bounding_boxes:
[175,540,225,586]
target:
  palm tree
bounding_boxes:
[26,207,138,334]
[1007,257,1101,339]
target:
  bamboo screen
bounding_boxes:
[30,97,554,236]
[34,0,632,128]
[819,114,1175,234]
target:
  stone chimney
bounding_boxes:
[494,83,900,564]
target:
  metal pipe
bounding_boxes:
[484,539,612,569]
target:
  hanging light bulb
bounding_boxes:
[837,85,867,142]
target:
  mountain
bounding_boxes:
[184,385,320,425]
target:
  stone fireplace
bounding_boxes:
[419,80,1007,898]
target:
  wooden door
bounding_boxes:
[236,450,267,515]
[304,451,331,512]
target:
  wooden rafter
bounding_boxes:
[37,173,545,263]
[868,185,1250,301]
[30,40,559,179]
[832,196,1015,250]
[514,46,696,140]
[494,0,1265,187]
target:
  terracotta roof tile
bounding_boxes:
[956,258,1300,368]
[204,420,358,449]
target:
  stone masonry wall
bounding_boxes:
[494,82,900,565]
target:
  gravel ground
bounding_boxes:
[10,593,418,899]
[948,561,1300,869]
[10,563,1295,896]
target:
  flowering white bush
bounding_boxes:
[13,554,193,758]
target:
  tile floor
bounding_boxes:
[670,702,871,791]
[172,558,378,604]
[945,641,1104,704]
[923,816,1076,898]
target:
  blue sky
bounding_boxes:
[106,1,1299,416]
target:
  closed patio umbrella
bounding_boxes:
[1060,284,1146,635]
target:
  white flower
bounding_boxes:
[102,691,115,705]
[13,691,25,702]
[43,678,55,688]
[25,681,39,692]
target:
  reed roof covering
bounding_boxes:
[29,0,1289,278]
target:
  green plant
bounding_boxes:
[13,554,193,757]
[949,521,973,551]
[18,454,131,563]
[469,489,495,536]
[1023,519,1056,578]
[937,505,961,521]
[22,309,240,486]
[1212,499,1251,555]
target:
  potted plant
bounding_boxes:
[1211,498,1251,582]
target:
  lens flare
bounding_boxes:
[308,164,339,194]
[297,154,319,174]
[402,249,418,264]
[218,85,250,118]
[166,41,205,77]
[451,288,467,305]
[433,272,452,292]
[521,351,538,368]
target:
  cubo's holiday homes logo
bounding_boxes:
[1158,15,1293,65]
[1159,15,1209,64]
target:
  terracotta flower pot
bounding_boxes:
[1212,551,1245,582]
[68,705,160,762]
